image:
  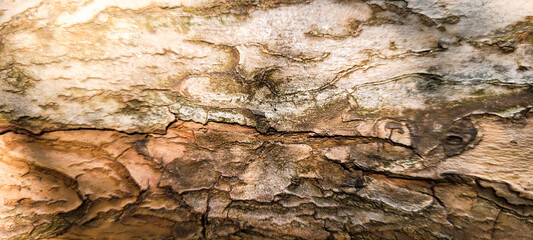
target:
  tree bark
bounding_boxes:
[0,0,532,239]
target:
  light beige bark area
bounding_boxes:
[0,0,532,239]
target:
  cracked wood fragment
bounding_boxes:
[1,0,533,239]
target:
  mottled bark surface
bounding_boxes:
[0,0,532,239]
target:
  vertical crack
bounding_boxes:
[201,191,212,239]
[490,210,502,240]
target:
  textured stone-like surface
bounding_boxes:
[0,0,532,239]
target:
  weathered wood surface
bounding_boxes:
[0,0,532,239]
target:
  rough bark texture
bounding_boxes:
[1,0,533,239]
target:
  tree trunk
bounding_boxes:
[1,0,532,239]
